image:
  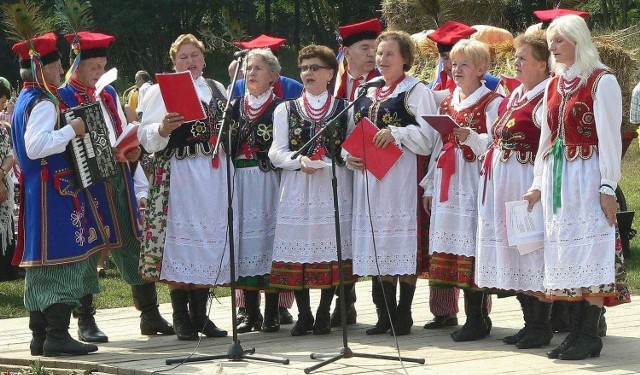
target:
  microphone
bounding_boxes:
[234,49,250,58]
[361,77,386,89]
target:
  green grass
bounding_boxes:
[621,137,640,294]
[0,267,230,319]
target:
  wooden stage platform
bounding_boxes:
[0,279,637,374]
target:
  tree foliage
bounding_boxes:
[0,0,638,92]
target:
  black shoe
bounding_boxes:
[313,312,331,335]
[29,311,47,356]
[516,300,553,349]
[236,307,247,325]
[366,281,396,335]
[558,304,603,360]
[236,291,262,333]
[262,293,280,333]
[548,301,583,358]
[423,314,458,329]
[504,294,533,345]
[170,289,198,341]
[189,289,227,338]
[279,307,294,325]
[74,295,108,343]
[132,283,174,335]
[392,282,415,336]
[43,304,98,356]
[291,312,314,336]
[451,291,488,342]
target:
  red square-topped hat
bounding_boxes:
[65,31,115,60]
[11,32,61,68]
[338,18,382,47]
[233,34,287,52]
[533,8,590,23]
[428,20,477,53]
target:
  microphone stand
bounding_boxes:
[165,53,289,366]
[293,86,425,374]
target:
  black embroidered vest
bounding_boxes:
[160,79,226,159]
[230,96,283,172]
[286,98,349,165]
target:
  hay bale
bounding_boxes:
[594,33,639,131]
[471,25,514,46]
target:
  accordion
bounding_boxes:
[63,102,118,188]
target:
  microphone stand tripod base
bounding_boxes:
[165,340,290,365]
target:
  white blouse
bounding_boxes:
[530,65,622,191]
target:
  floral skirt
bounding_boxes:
[270,260,357,290]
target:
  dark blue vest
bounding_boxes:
[58,83,142,242]
[12,88,120,266]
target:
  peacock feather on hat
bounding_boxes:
[53,0,95,83]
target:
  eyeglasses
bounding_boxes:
[299,64,330,72]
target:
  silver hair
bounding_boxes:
[20,68,34,82]
[245,48,281,75]
[547,14,608,79]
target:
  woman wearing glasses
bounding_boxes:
[268,45,355,337]
[349,30,438,336]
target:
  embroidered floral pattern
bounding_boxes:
[139,157,171,281]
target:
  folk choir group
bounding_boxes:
[5,2,630,364]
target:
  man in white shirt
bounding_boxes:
[58,31,174,343]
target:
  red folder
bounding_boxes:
[422,114,460,138]
[155,71,206,122]
[342,117,403,181]
[114,123,140,162]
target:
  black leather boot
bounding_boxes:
[330,283,357,327]
[598,307,607,337]
[516,299,553,349]
[547,301,583,358]
[237,290,262,333]
[314,288,335,335]
[132,283,174,335]
[29,311,47,356]
[189,289,227,337]
[550,300,570,333]
[74,294,108,343]
[262,293,280,333]
[451,290,488,342]
[170,289,198,341]
[503,294,533,345]
[392,282,416,336]
[366,281,397,335]
[43,303,98,356]
[291,289,314,336]
[279,307,294,325]
[558,303,603,360]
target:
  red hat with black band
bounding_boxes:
[65,31,115,60]
[338,18,382,47]
[427,21,477,54]
[11,32,61,69]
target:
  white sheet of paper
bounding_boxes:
[517,240,544,255]
[506,200,544,249]
[95,67,118,96]
[301,157,329,169]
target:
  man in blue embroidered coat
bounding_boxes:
[12,32,106,357]
[58,31,173,343]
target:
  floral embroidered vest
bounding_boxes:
[546,68,609,160]
[353,81,419,130]
[440,91,501,162]
[161,79,226,159]
[491,90,543,164]
[230,96,282,172]
[287,98,349,165]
